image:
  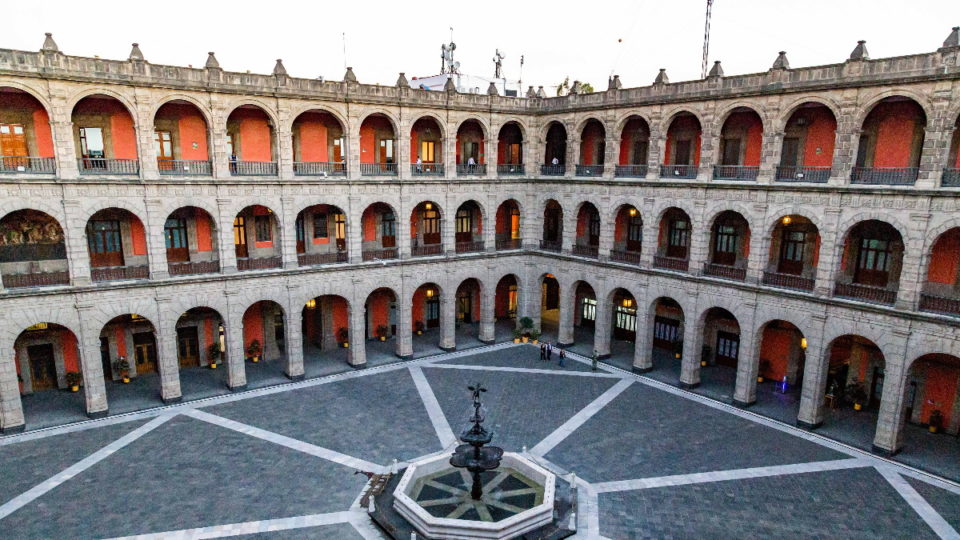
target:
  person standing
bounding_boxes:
[547,343,553,361]
[591,350,598,372]
[559,348,566,367]
[416,156,423,173]
[540,343,545,361]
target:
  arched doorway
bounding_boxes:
[497,121,524,175]
[705,211,750,281]
[175,307,227,396]
[14,322,86,426]
[454,201,483,253]
[164,207,219,276]
[365,287,400,363]
[573,203,600,258]
[616,116,650,178]
[570,281,597,357]
[753,320,807,423]
[456,119,486,176]
[301,295,350,376]
[654,207,691,271]
[154,100,211,176]
[494,199,522,251]
[359,114,397,176]
[456,278,483,348]
[762,215,820,292]
[0,87,55,174]
[542,122,567,176]
[411,201,443,257]
[661,112,701,178]
[577,119,605,177]
[776,102,836,183]
[541,200,563,252]
[360,202,399,261]
[494,274,519,342]
[412,283,443,356]
[72,95,138,175]
[234,205,282,271]
[295,204,347,266]
[539,274,560,343]
[714,107,763,180]
[818,335,886,450]
[853,97,926,185]
[226,104,277,176]
[696,307,741,401]
[834,220,904,305]
[291,109,345,176]
[242,300,287,387]
[100,314,162,412]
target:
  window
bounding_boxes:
[510,207,521,239]
[627,216,643,244]
[581,297,597,322]
[255,215,272,243]
[381,212,396,237]
[462,141,479,163]
[654,317,679,343]
[456,208,473,234]
[506,143,522,164]
[334,213,346,241]
[79,127,105,158]
[233,217,246,245]
[295,215,305,244]
[668,220,689,248]
[588,212,601,245]
[615,305,637,332]
[781,230,805,262]
[226,133,237,158]
[164,218,188,249]
[507,285,518,317]
[379,139,395,163]
[423,208,441,235]
[333,138,343,162]
[717,332,740,361]
[420,141,436,163]
[714,225,738,255]
[858,238,891,272]
[721,137,741,165]
[312,213,328,239]
[87,220,122,253]
[154,130,173,160]
[0,123,27,157]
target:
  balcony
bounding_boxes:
[362,248,398,261]
[91,265,149,282]
[713,165,759,181]
[704,263,746,281]
[610,250,641,265]
[942,168,960,187]
[659,164,698,179]
[575,165,603,177]
[237,256,282,271]
[158,159,212,176]
[455,241,484,254]
[411,163,444,177]
[539,240,562,252]
[0,156,56,174]
[775,166,831,183]
[497,164,524,176]
[919,294,960,317]
[293,162,346,177]
[571,245,599,258]
[614,165,648,178]
[761,271,815,292]
[456,164,487,176]
[297,251,347,266]
[168,260,220,276]
[1,270,70,289]
[540,165,565,176]
[229,161,277,176]
[833,282,897,305]
[78,158,139,176]
[850,167,918,186]
[495,238,522,251]
[412,244,443,257]
[360,163,398,176]
[653,255,688,272]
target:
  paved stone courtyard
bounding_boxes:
[1,343,958,539]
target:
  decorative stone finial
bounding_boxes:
[569,80,581,95]
[396,72,408,87]
[608,75,622,90]
[536,86,546,98]
[128,43,144,62]
[41,32,59,53]
[487,81,499,96]
[944,27,960,48]
[443,76,456,93]
[771,51,790,70]
[849,40,869,61]
[205,52,220,69]
[526,86,537,98]
[272,59,287,76]
[654,68,669,85]
[707,60,724,78]
[343,66,357,83]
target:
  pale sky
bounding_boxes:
[5,0,960,91]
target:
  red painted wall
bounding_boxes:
[456,123,485,164]
[130,218,147,255]
[110,111,137,159]
[723,112,763,166]
[412,288,425,326]
[242,304,265,351]
[195,208,213,252]
[495,280,513,318]
[204,318,215,350]
[759,327,793,381]
[801,108,836,167]
[870,102,923,167]
[580,122,604,165]
[663,115,702,166]
[920,360,959,426]
[928,230,960,284]
[1,93,54,157]
[367,290,392,334]
[115,325,127,357]
[614,212,626,242]
[363,209,378,242]
[297,115,329,162]
[238,113,272,161]
[331,296,349,337]
[62,329,79,373]
[360,116,392,164]
[178,115,208,161]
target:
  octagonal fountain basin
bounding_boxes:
[393,452,555,540]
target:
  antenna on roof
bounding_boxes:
[701,0,714,79]
[342,33,348,70]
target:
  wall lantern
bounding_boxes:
[305,298,317,309]
[425,202,433,210]
[800,337,808,349]
[628,207,638,217]
[426,289,435,298]
[622,298,634,308]
[782,216,792,225]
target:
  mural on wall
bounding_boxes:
[0,210,65,261]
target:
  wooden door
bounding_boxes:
[423,209,441,245]
[155,130,174,170]
[715,331,740,368]
[426,298,440,328]
[777,230,805,275]
[780,137,800,167]
[854,238,890,287]
[164,218,190,263]
[1,124,28,170]
[87,220,124,267]
[133,332,157,374]
[674,139,691,165]
[653,316,680,351]
[27,344,57,391]
[457,293,472,323]
[712,225,738,266]
[177,326,200,368]
[234,217,248,258]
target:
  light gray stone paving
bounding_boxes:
[876,466,960,539]
[907,476,960,532]
[110,511,357,539]
[434,344,598,373]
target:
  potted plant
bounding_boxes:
[114,357,131,383]
[337,327,350,348]
[928,409,944,434]
[530,329,541,345]
[247,339,262,363]
[846,379,868,411]
[375,325,389,342]
[512,328,522,344]
[65,371,82,392]
[519,316,534,343]
[207,343,221,369]
[414,320,425,336]
[757,360,771,383]
[673,340,683,361]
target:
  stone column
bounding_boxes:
[348,300,367,367]
[48,89,80,179]
[633,305,652,372]
[279,196,299,269]
[647,124,664,180]
[688,201,709,274]
[561,205,577,254]
[521,263,541,332]
[442,205,455,256]
[397,118,411,181]
[897,213,930,310]
[224,296,247,390]
[829,103,859,185]
[484,133,497,180]
[439,290,456,351]
[277,107,295,179]
[598,212,615,261]
[134,89,159,179]
[77,305,109,416]
[209,105,230,180]
[396,278,413,359]
[640,201,659,268]
[482,207,496,253]
[144,198,170,279]
[558,280,576,347]
[872,333,911,454]
[155,299,182,403]
[813,209,842,297]
[346,115,361,180]
[757,120,782,185]
[0,335,25,432]
[479,283,496,344]
[62,199,92,286]
[348,196,363,264]
[284,289,305,380]
[696,113,717,181]
[567,136,580,179]
[678,306,701,388]
[797,315,829,428]
[732,319,759,407]
[217,198,238,274]
[603,133,617,180]
[443,131,456,180]
[398,197,413,259]
[593,295,613,359]
[745,205,766,283]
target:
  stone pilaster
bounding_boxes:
[593,295,612,359]
[284,287,305,379]
[134,88,158,179]
[217,198,238,274]
[144,198,169,279]
[224,293,247,390]
[62,199,92,286]
[279,196,298,269]
[396,276,413,359]
[347,196,363,264]
[439,289,456,351]
[479,281,495,344]
[155,297,182,403]
[732,317,759,406]
[797,314,828,428]
[678,302,701,388]
[813,208,843,297]
[871,330,911,454]
[348,297,367,367]
[829,102,859,184]
[0,334,25,432]
[557,280,576,346]
[897,212,931,310]
[277,106,295,179]
[76,304,109,416]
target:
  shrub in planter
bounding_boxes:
[247,339,262,362]
[846,379,868,411]
[512,328,522,344]
[65,371,82,392]
[928,409,944,433]
[207,343,222,369]
[337,327,350,348]
[530,330,541,344]
[519,316,534,331]
[375,325,389,342]
[414,320,425,335]
[114,357,131,383]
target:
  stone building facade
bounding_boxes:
[1,30,959,459]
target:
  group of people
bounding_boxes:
[539,342,566,367]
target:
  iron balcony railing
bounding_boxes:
[495,238,522,251]
[158,159,212,176]
[539,239,562,252]
[850,167,918,185]
[653,255,689,272]
[761,271,815,292]
[497,164,524,176]
[0,156,56,174]
[833,282,897,305]
[412,243,443,257]
[575,164,603,177]
[293,162,346,177]
[713,165,759,181]
[614,164,648,178]
[941,168,960,187]
[360,162,398,176]
[168,260,220,276]
[540,165,566,176]
[412,163,444,176]
[775,166,831,183]
[237,256,282,271]
[78,158,139,175]
[610,250,642,265]
[571,244,599,258]
[456,164,487,176]
[455,241,485,254]
[362,248,398,261]
[229,160,277,176]
[1,270,70,289]
[919,294,960,317]
[659,164,698,179]
[91,265,149,282]
[704,263,747,281]
[297,251,348,266]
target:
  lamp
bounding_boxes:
[628,207,638,217]
[426,289,435,298]
[425,202,433,210]
[305,298,317,309]
[782,216,792,225]
[622,298,633,308]
[800,337,808,349]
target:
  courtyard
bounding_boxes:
[0,343,958,539]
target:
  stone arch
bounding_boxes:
[357,109,402,136]
[284,104,350,134]
[653,203,695,227]
[496,119,529,141]
[614,111,655,136]
[703,205,755,233]
[78,202,148,228]
[0,200,66,225]
[835,213,910,249]
[409,112,448,140]
[149,94,215,126]
[659,108,706,135]
[775,96,842,133]
[455,117,490,139]
[714,102,769,131]
[540,119,571,140]
[855,90,933,128]
[764,206,823,238]
[0,81,54,112]
[67,88,139,120]
[574,116,607,135]
[224,99,281,129]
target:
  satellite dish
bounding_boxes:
[450,42,457,50]
[453,61,461,69]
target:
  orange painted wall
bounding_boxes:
[412,288,426,325]
[2,93,54,157]
[110,111,138,159]
[204,318,215,349]
[456,123,485,164]
[115,325,127,357]
[242,304,265,351]
[331,296,349,336]
[410,128,419,163]
[495,280,513,318]
[663,116,702,166]
[362,209,378,241]
[928,231,960,284]
[238,115,272,161]
[367,290,392,333]
[614,213,626,242]
[130,218,147,255]
[723,112,763,166]
[759,327,793,381]
[61,329,80,373]
[496,204,509,234]
[178,114,208,161]
[297,116,329,162]
[920,361,959,426]
[576,210,588,237]
[580,123,604,164]
[360,116,392,164]
[801,108,836,167]
[195,208,213,252]
[871,102,923,167]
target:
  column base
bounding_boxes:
[558,342,574,349]
[439,345,456,352]
[597,353,611,361]
[732,398,756,409]
[86,409,109,419]
[228,384,247,392]
[349,362,368,370]
[632,366,653,374]
[478,338,495,345]
[871,444,901,457]
[161,396,183,405]
[796,419,823,430]
[395,353,413,361]
[284,373,305,381]
[282,261,298,270]
[0,423,26,434]
[677,381,700,390]
[151,270,170,280]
